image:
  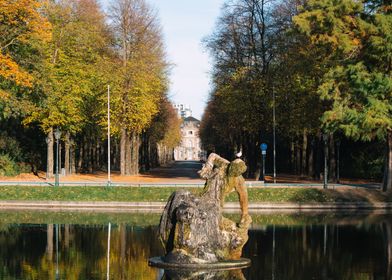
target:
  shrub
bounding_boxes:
[0,132,23,162]
[0,154,20,176]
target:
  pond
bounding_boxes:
[0,210,391,279]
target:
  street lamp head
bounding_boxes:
[54,128,62,140]
[45,137,50,144]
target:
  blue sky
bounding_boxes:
[101,0,225,119]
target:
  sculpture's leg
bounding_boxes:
[234,177,251,226]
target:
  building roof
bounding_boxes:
[183,116,200,123]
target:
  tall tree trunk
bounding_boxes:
[296,141,301,175]
[120,128,126,175]
[290,140,295,173]
[83,138,89,172]
[87,141,92,173]
[308,138,315,178]
[125,132,132,175]
[315,134,322,180]
[130,132,139,175]
[136,133,140,173]
[114,139,119,170]
[329,134,336,182]
[100,142,104,170]
[92,140,97,172]
[383,130,392,192]
[64,132,70,175]
[95,140,100,171]
[77,139,84,173]
[70,139,76,174]
[46,224,53,261]
[301,129,307,177]
[145,134,149,170]
[47,128,54,178]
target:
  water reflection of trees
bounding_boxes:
[1,213,392,279]
[244,218,392,279]
[384,221,392,280]
[0,224,163,279]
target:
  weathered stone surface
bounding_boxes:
[158,153,252,264]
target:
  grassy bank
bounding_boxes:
[0,185,391,203]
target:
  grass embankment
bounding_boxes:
[0,185,391,203]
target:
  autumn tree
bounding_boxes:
[109,0,168,175]
[142,97,181,169]
[202,0,278,177]
[21,0,112,177]
[0,0,51,90]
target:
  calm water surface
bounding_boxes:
[0,210,391,280]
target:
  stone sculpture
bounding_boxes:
[158,153,252,264]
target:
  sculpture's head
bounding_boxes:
[228,159,247,177]
[198,162,214,179]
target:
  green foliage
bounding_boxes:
[22,0,113,135]
[0,132,23,161]
[0,154,20,176]
[320,63,392,141]
[293,0,392,190]
[294,0,392,141]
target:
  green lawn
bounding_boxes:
[0,185,390,203]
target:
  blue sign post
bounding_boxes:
[260,143,268,182]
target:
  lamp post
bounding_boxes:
[260,143,268,183]
[45,137,50,179]
[273,89,276,184]
[54,128,62,187]
[107,85,111,187]
[323,133,328,189]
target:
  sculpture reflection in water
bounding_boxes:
[161,268,246,280]
[154,153,252,266]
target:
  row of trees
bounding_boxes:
[0,0,181,176]
[200,0,391,191]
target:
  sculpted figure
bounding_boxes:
[158,153,252,264]
[198,153,251,226]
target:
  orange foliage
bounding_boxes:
[0,53,32,86]
[0,0,51,86]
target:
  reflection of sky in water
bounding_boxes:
[0,211,391,280]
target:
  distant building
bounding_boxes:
[174,104,192,119]
[174,116,204,161]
